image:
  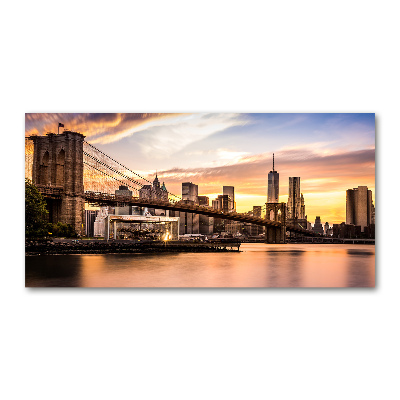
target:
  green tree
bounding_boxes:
[48,222,77,238]
[25,178,49,238]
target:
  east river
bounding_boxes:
[25,243,375,288]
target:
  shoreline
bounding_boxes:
[25,239,241,256]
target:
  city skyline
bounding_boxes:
[25,113,375,224]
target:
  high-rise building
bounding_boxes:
[198,196,209,206]
[93,207,110,237]
[312,216,324,234]
[253,206,262,218]
[212,194,232,213]
[182,182,199,204]
[171,182,200,235]
[371,200,375,225]
[199,214,214,235]
[223,186,235,210]
[287,177,305,219]
[268,153,279,203]
[85,210,97,237]
[346,186,373,232]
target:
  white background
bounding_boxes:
[1,1,399,399]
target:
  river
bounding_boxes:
[25,243,375,288]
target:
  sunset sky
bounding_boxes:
[25,113,375,225]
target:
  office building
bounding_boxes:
[169,182,200,235]
[333,223,362,239]
[85,210,97,237]
[212,194,232,213]
[346,186,373,232]
[287,177,305,220]
[93,207,110,237]
[312,216,324,234]
[197,196,213,234]
[182,182,199,204]
[253,206,262,218]
[114,186,133,215]
[198,196,209,206]
[267,154,279,203]
[371,201,375,224]
[199,214,214,235]
[223,186,235,210]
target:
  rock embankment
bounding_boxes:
[25,240,241,255]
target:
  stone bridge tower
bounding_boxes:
[265,202,287,244]
[29,131,85,235]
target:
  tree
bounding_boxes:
[25,178,49,238]
[48,222,77,238]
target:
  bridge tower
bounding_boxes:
[265,202,287,244]
[29,131,85,235]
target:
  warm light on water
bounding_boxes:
[25,243,375,288]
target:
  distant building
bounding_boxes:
[178,210,199,234]
[333,223,361,239]
[267,154,279,203]
[182,182,199,204]
[212,194,232,214]
[115,185,132,198]
[85,210,97,237]
[324,222,330,235]
[170,182,200,235]
[93,207,110,237]
[346,186,373,232]
[199,213,214,235]
[115,186,133,215]
[211,195,231,233]
[139,174,168,202]
[288,177,305,220]
[198,196,213,234]
[225,221,243,236]
[312,216,324,234]
[253,206,262,218]
[371,201,375,224]
[223,186,235,210]
[198,196,209,206]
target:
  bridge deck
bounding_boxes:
[83,191,320,236]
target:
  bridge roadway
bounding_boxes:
[84,191,320,236]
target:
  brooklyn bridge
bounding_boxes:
[25,130,320,243]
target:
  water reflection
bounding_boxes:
[346,249,376,287]
[25,255,82,287]
[267,251,303,287]
[25,244,375,288]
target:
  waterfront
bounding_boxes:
[25,243,375,288]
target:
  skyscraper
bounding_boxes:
[268,154,279,203]
[198,196,209,206]
[346,186,373,232]
[182,182,199,204]
[287,177,305,219]
[312,216,324,234]
[223,186,235,210]
[174,182,200,234]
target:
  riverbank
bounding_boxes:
[25,239,241,255]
